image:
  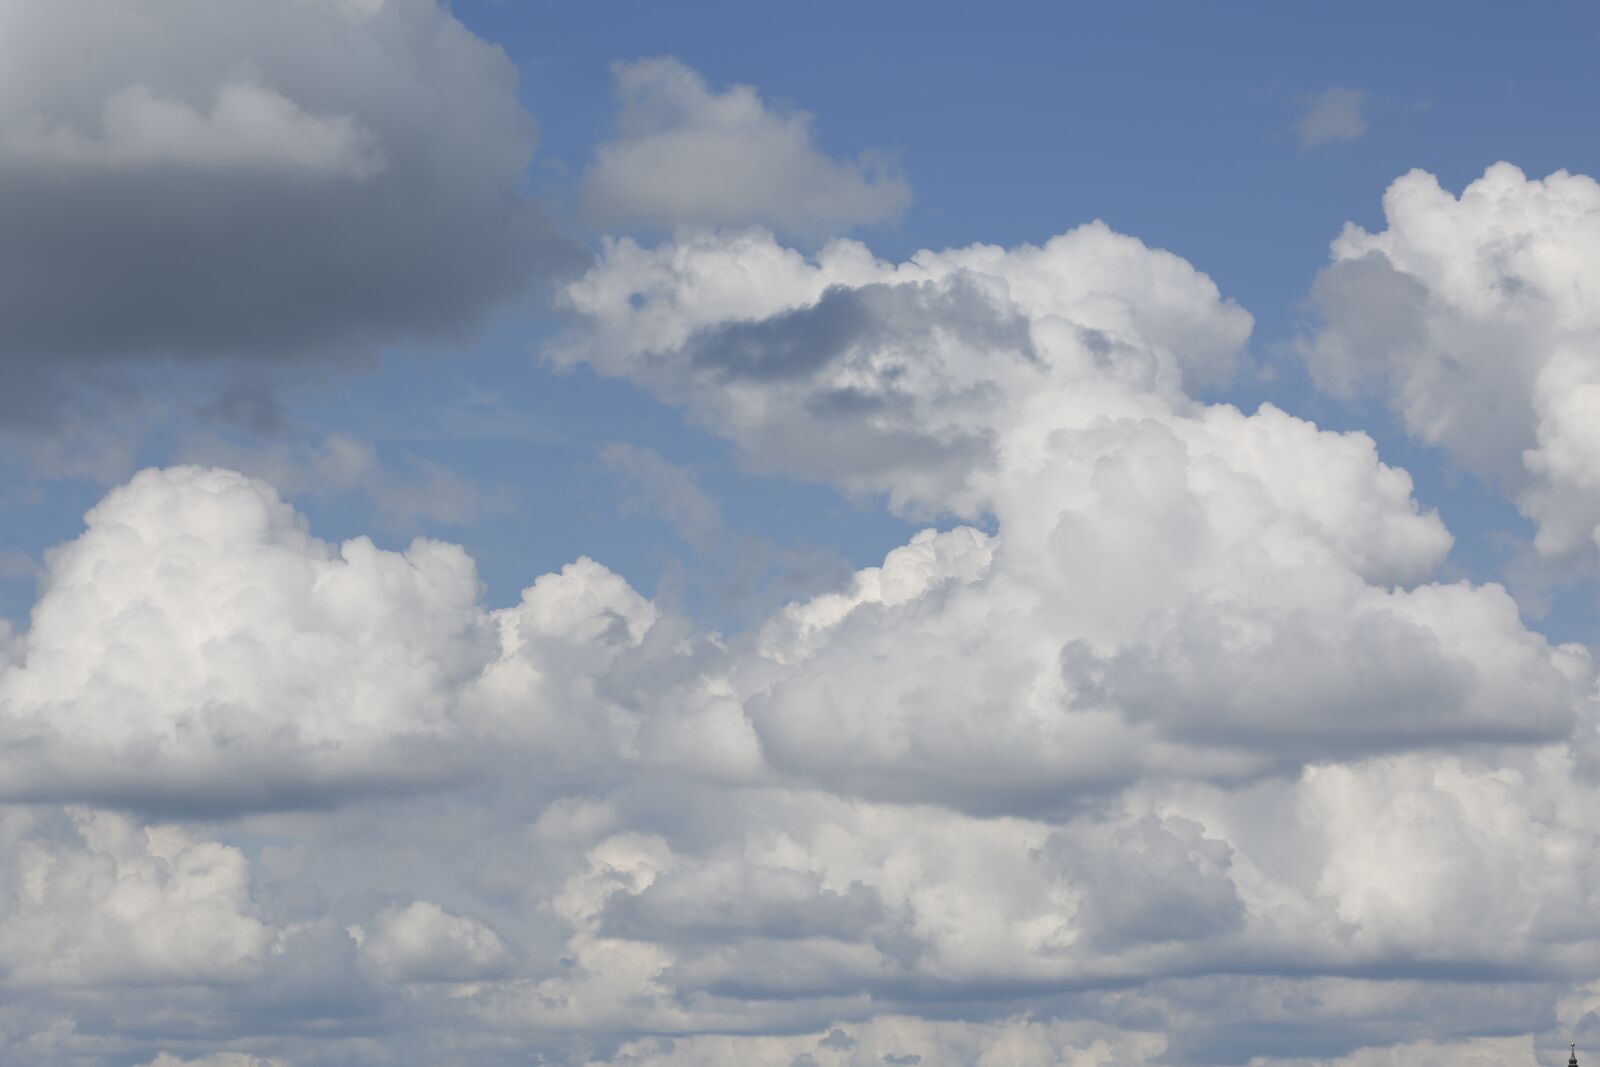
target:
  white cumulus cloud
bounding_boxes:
[1305,163,1600,562]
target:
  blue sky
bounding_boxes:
[5,3,1600,1065]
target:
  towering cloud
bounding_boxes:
[1305,163,1600,561]
[551,222,1583,809]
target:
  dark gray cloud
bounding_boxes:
[0,0,583,430]
[688,279,1035,385]
[663,276,1035,517]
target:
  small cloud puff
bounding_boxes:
[356,900,511,982]
[1295,87,1368,147]
[583,57,910,238]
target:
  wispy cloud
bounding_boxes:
[1296,87,1369,147]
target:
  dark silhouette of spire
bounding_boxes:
[1571,1043,1580,1067]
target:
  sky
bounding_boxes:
[5,2,1600,1065]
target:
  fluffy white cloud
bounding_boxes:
[0,466,491,808]
[355,900,510,982]
[1304,163,1600,561]
[468,212,1600,1060]
[743,421,1584,809]
[555,223,1583,811]
[0,808,267,988]
[583,57,909,237]
[0,465,676,810]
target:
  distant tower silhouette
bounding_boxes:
[1572,1043,1580,1067]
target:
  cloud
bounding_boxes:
[553,222,1252,518]
[1258,1036,1539,1067]
[575,1017,1163,1067]
[0,0,580,429]
[4,81,382,177]
[1303,163,1600,562]
[355,900,511,983]
[1043,815,1245,950]
[0,465,671,812]
[0,466,491,810]
[553,223,1581,812]
[583,57,910,237]
[597,861,884,946]
[388,213,1597,1060]
[1296,88,1369,147]
[0,808,267,989]
[0,453,1595,1060]
[6,186,1600,1065]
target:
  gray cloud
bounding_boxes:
[818,1028,857,1049]
[0,0,582,430]
[1062,580,1577,762]
[599,865,884,945]
[584,57,909,238]
[1045,816,1245,951]
[688,278,1035,385]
